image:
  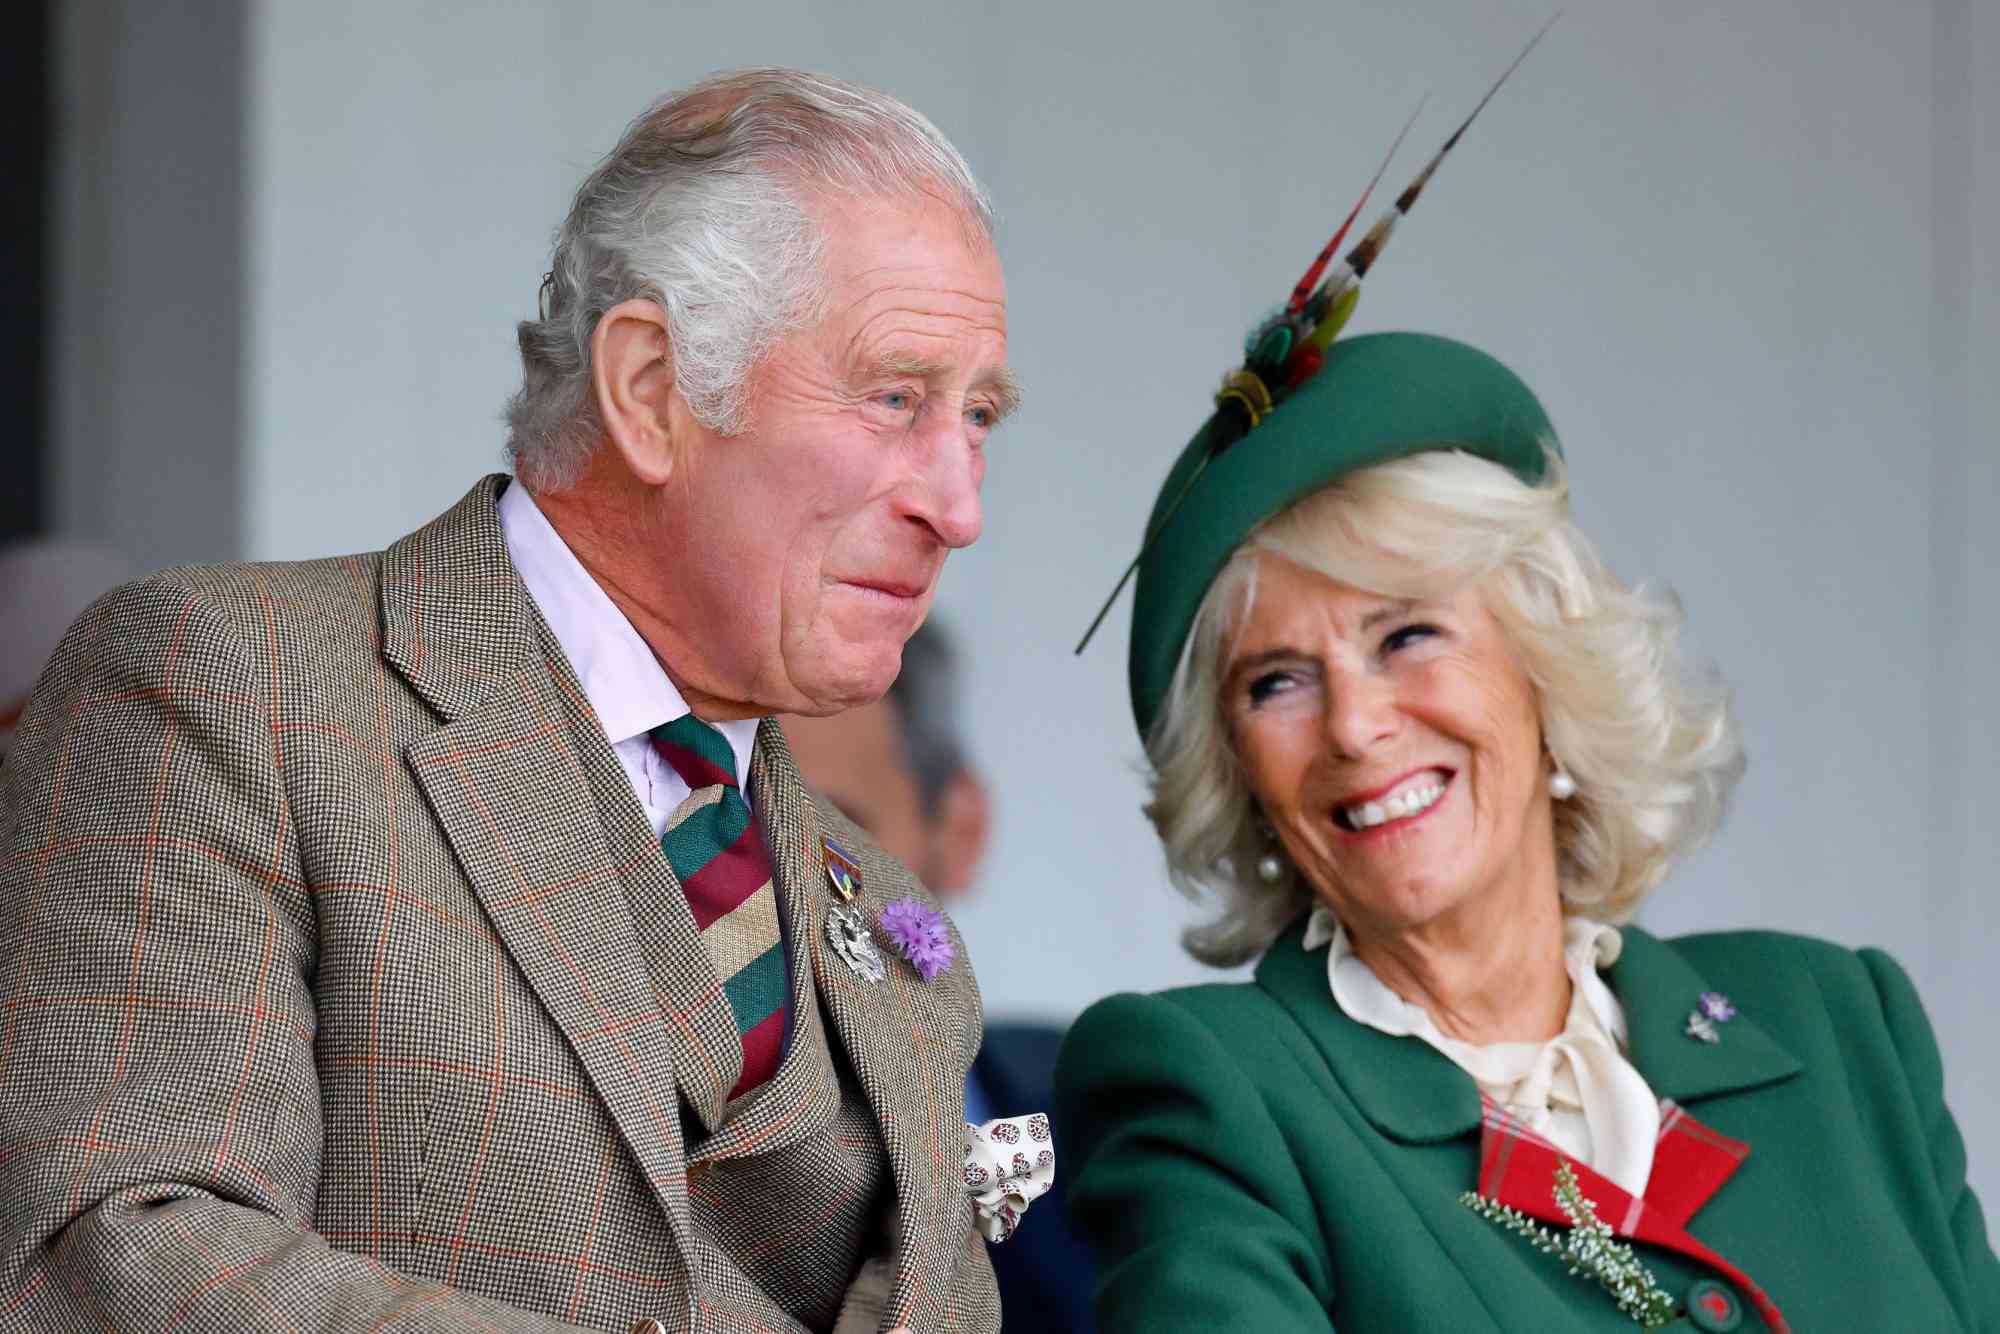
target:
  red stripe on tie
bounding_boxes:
[729,1007,786,1100]
[651,737,737,793]
[681,823,772,929]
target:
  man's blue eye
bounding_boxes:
[881,391,914,412]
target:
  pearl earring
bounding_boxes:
[1255,821,1286,883]
[1549,768,1577,800]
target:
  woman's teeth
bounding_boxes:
[1341,780,1446,831]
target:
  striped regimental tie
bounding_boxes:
[649,714,787,1101]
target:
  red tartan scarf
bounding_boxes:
[1477,1096,1792,1332]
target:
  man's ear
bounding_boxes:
[590,298,680,485]
[924,769,992,898]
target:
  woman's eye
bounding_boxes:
[1247,672,1295,704]
[1382,623,1439,654]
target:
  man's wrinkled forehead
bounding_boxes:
[813,195,1011,371]
[808,183,999,284]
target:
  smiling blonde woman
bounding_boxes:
[1054,332,1998,1333]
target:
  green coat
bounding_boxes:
[1055,922,2000,1331]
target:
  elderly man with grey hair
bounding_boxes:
[0,69,1017,1333]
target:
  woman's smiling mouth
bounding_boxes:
[1331,767,1455,834]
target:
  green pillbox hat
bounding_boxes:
[1127,331,1556,741]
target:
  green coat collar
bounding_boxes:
[1606,924,1802,1104]
[1252,917,1803,1145]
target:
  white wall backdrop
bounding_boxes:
[59,0,1997,1225]
[53,0,247,573]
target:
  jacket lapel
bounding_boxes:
[1607,927,1801,1109]
[758,722,969,1333]
[1254,913,1810,1330]
[1476,1100,1792,1332]
[1461,924,1807,1332]
[1253,917,1483,1143]
[1256,919,1803,1179]
[1475,1098,1747,1235]
[1645,1099,1751,1227]
[387,476,698,1234]
[585,692,742,1137]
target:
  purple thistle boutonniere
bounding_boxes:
[878,897,955,981]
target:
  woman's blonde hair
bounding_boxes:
[1146,446,1744,967]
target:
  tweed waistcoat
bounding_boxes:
[0,476,998,1334]
[539,611,891,1332]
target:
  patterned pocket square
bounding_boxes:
[962,1113,1055,1243]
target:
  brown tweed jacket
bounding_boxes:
[0,477,999,1333]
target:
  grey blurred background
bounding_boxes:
[16,0,1995,1226]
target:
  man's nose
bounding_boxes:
[903,415,984,550]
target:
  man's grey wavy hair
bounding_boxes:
[505,68,993,493]
[1146,447,1745,968]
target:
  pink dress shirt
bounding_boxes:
[497,478,760,835]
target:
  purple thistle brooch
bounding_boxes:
[1684,991,1737,1044]
[878,897,955,982]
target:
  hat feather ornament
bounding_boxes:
[1074,14,1560,656]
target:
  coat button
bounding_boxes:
[1686,1278,1742,1331]
[630,1321,667,1334]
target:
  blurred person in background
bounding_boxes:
[784,621,1097,1334]
[0,68,1022,1333]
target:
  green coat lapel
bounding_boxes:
[1607,926,1801,1105]
[1252,918,1803,1141]
[1254,917,1482,1143]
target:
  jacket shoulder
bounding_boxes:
[63,553,387,667]
[42,555,373,672]
[136,550,385,619]
[1653,927,1934,1071]
[1659,926,1884,997]
[1064,980,1302,1080]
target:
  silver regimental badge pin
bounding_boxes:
[822,836,885,984]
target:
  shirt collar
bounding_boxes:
[497,478,758,786]
[1304,905,1628,1048]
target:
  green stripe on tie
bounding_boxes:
[653,713,737,779]
[659,794,750,881]
[647,711,787,1100]
[722,942,787,1036]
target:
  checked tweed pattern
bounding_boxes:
[651,715,787,1102]
[0,476,997,1333]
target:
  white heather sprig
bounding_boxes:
[1460,1159,1679,1329]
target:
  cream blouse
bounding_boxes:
[1303,907,1660,1197]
